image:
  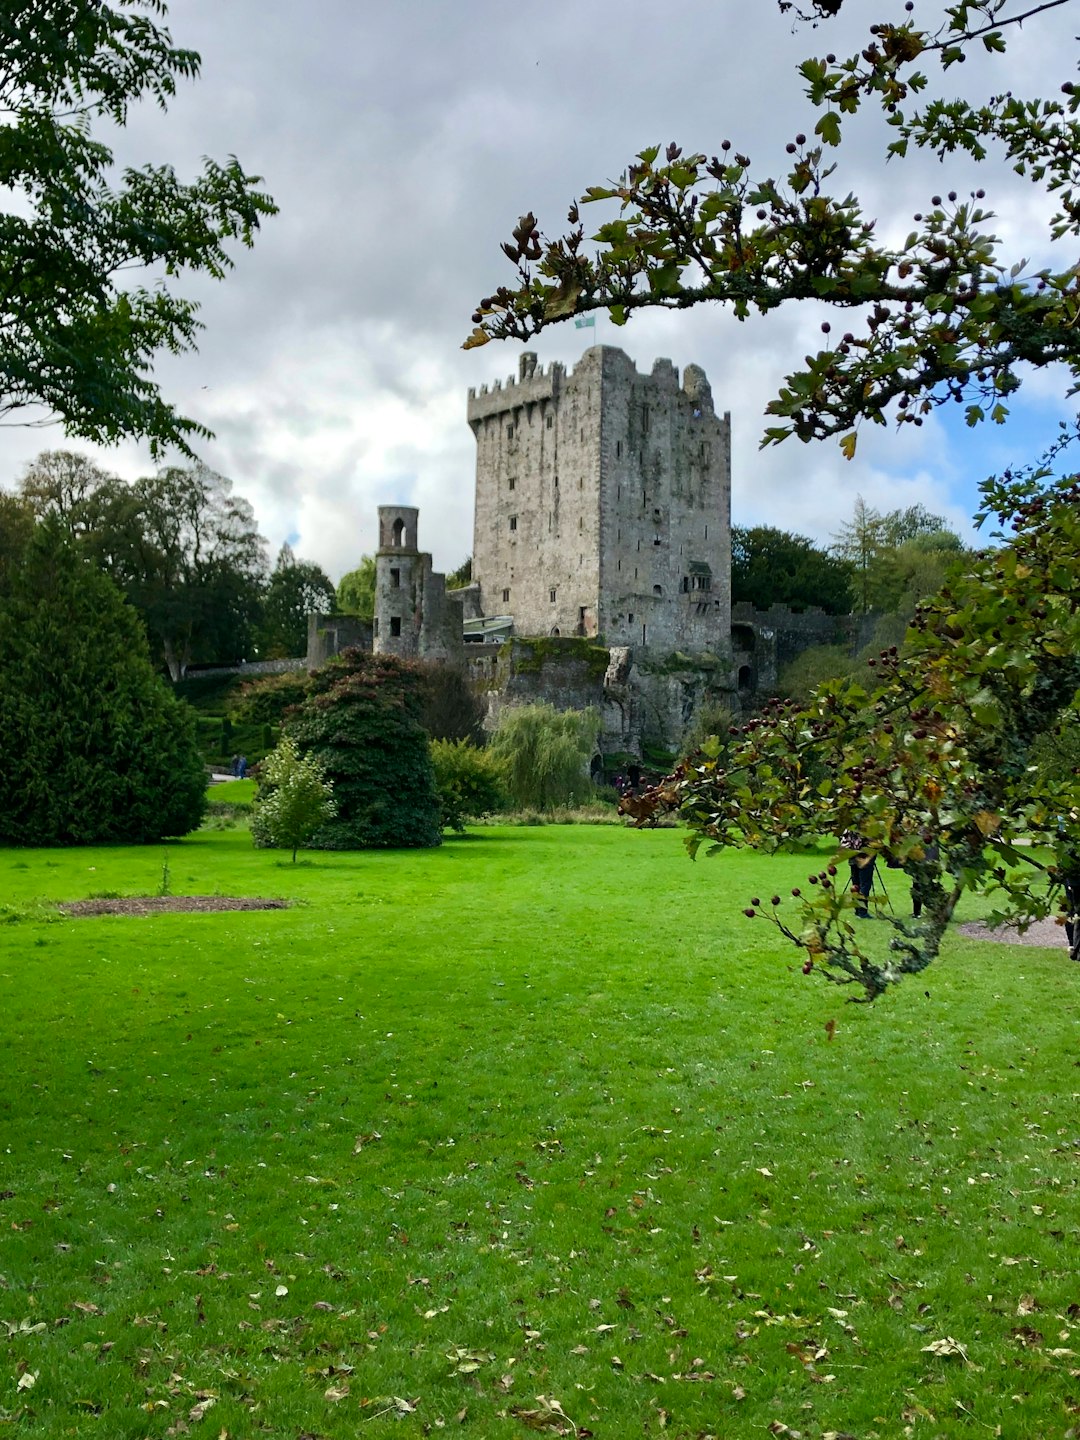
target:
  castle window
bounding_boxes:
[641,622,647,644]
[392,517,405,547]
[390,616,402,637]
[502,588,510,603]
[579,476,583,489]
[628,612,634,624]
[681,576,690,593]
[550,588,557,603]
[390,567,400,589]
[738,665,753,690]
[546,415,553,429]
[507,424,514,438]
[653,536,662,546]
[373,617,379,637]
[704,524,708,540]
[653,584,662,596]
[554,474,559,488]
[616,440,622,458]
[578,517,583,531]
[653,507,661,518]
[642,405,650,434]
[509,515,517,532]
[508,477,515,491]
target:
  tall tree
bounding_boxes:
[731,525,852,614]
[832,496,963,613]
[0,521,206,844]
[259,543,336,659]
[0,1,275,453]
[470,0,1080,998]
[85,465,267,680]
[16,451,117,533]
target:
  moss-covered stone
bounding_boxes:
[509,635,611,681]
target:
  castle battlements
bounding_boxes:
[466,352,565,425]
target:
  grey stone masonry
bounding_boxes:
[467,345,731,657]
[373,506,464,664]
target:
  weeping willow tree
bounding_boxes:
[488,703,599,811]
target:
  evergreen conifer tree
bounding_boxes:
[0,523,206,844]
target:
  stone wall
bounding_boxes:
[468,345,731,660]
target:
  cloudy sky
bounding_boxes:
[1,0,1075,582]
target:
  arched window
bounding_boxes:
[738,664,753,690]
[392,517,405,547]
[653,584,662,596]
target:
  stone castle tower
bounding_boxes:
[372,506,464,662]
[466,345,732,654]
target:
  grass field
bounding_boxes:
[1,822,1078,1438]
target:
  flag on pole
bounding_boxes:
[574,315,596,330]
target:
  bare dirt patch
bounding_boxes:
[955,917,1068,948]
[58,896,289,918]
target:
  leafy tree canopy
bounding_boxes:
[446,556,473,589]
[259,543,336,660]
[471,0,1080,1000]
[17,452,268,678]
[336,556,376,621]
[465,1,1078,459]
[832,495,967,613]
[488,703,600,812]
[731,525,853,613]
[0,1,276,454]
[287,648,441,850]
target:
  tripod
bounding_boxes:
[843,859,893,915]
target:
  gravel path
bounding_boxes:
[954,916,1070,948]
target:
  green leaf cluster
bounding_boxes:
[250,734,336,861]
[0,1,276,453]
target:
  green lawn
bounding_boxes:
[1,825,1077,1438]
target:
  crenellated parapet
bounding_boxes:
[467,350,564,426]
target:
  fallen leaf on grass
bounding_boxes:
[324,1383,350,1403]
[353,1131,382,1154]
[189,1396,216,1423]
[509,1394,576,1434]
[445,1346,494,1376]
[16,1372,37,1392]
[922,1336,971,1363]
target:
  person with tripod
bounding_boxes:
[841,828,877,920]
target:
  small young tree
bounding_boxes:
[251,735,336,861]
[430,739,506,832]
[488,704,599,811]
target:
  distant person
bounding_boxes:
[841,828,876,919]
[230,753,241,777]
[911,840,940,919]
[237,754,248,779]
